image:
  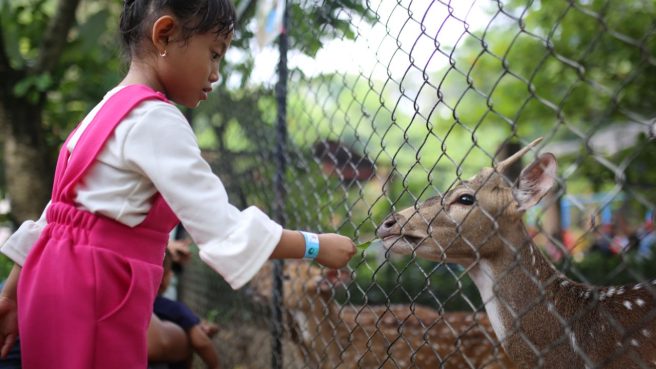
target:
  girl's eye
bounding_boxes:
[456,194,475,205]
[211,52,222,60]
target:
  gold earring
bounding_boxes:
[160,49,168,57]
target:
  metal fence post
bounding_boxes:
[272,0,289,368]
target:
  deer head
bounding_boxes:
[249,260,351,311]
[377,138,557,265]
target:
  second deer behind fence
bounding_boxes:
[249,260,515,369]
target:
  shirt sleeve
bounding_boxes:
[153,296,202,331]
[0,202,50,266]
[122,103,282,290]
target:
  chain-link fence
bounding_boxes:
[178,0,656,368]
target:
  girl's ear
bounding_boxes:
[151,15,176,54]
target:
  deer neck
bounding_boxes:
[467,223,582,367]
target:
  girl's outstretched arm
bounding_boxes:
[270,230,356,269]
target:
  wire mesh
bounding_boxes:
[180,0,656,368]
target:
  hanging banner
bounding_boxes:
[255,0,285,49]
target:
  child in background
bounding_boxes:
[163,233,193,300]
[0,0,356,368]
[153,251,220,369]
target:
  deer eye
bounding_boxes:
[456,194,475,205]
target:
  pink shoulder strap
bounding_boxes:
[52,85,169,203]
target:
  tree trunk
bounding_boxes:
[0,0,81,223]
[0,95,53,222]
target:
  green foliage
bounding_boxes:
[220,0,376,89]
[286,0,373,57]
[0,0,50,69]
[345,256,482,312]
[452,0,656,137]
[13,72,53,102]
[561,250,656,287]
[0,254,13,280]
[575,134,656,203]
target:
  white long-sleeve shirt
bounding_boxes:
[1,86,282,289]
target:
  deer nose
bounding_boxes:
[377,214,400,238]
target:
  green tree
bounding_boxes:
[0,0,122,222]
[1,0,83,222]
[0,0,373,225]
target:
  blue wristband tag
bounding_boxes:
[300,231,320,259]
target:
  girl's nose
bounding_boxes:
[209,62,221,83]
[209,71,219,84]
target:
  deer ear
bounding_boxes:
[512,153,557,211]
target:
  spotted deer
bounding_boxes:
[377,138,656,369]
[250,260,515,369]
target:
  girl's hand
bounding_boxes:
[0,295,18,358]
[315,233,356,269]
[167,239,192,264]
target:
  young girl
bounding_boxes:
[0,1,356,368]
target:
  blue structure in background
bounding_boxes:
[559,192,626,230]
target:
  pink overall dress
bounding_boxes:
[17,85,179,369]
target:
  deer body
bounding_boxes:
[377,139,656,368]
[469,221,656,368]
[251,261,515,369]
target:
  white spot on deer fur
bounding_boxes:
[616,287,625,295]
[641,329,651,338]
[607,287,616,296]
[291,311,312,343]
[630,339,639,347]
[633,283,643,290]
[569,332,577,347]
[561,280,570,287]
[623,301,633,310]
[636,298,646,307]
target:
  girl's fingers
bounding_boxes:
[0,334,15,358]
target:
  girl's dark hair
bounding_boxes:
[120,0,235,57]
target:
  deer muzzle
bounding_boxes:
[376,212,427,255]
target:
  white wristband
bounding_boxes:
[300,231,320,259]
